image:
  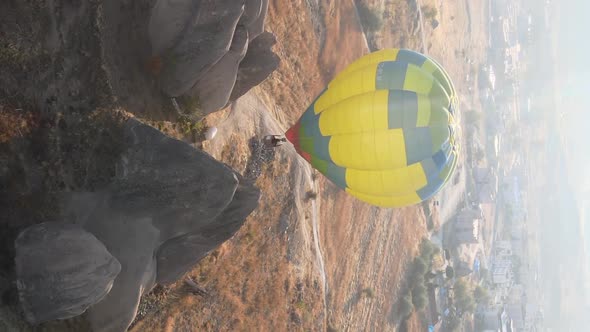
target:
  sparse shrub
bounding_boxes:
[177,94,203,117]
[0,107,37,144]
[327,325,340,332]
[176,116,209,141]
[361,288,375,298]
[305,191,318,201]
[295,300,307,311]
[356,2,384,32]
[419,239,435,260]
[421,5,438,20]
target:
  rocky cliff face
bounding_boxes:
[1,1,267,331]
[9,118,260,331]
[15,222,121,325]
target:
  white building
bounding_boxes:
[492,257,513,287]
[495,240,513,256]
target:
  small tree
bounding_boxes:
[474,285,491,304]
[412,292,429,310]
[419,239,435,260]
[446,266,455,279]
[399,294,414,318]
[411,283,428,310]
[412,257,428,276]
[454,280,476,312]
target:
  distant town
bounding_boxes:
[425,0,552,331]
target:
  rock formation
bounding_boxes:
[149,0,278,116]
[14,222,121,325]
[58,118,259,332]
[229,31,280,103]
[187,25,250,116]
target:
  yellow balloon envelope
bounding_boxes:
[286,49,460,208]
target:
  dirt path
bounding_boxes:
[204,93,330,327]
[350,0,372,51]
[415,0,429,54]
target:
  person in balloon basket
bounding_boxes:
[263,135,287,148]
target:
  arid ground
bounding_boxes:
[0,0,490,331]
[131,0,490,331]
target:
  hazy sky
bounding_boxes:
[555,0,590,196]
[552,0,590,327]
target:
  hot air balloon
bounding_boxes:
[284,48,460,208]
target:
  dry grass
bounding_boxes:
[0,107,38,144]
[130,0,492,330]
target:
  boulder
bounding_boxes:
[57,118,261,331]
[186,25,249,116]
[148,0,197,55]
[245,0,268,39]
[84,216,159,332]
[241,0,263,28]
[108,118,241,240]
[229,32,280,102]
[149,0,267,56]
[14,222,121,325]
[157,0,246,97]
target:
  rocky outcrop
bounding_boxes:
[148,0,196,56]
[230,31,280,103]
[149,0,278,115]
[156,178,260,284]
[55,118,260,332]
[187,25,249,116]
[14,223,121,325]
[156,0,245,97]
[83,215,159,332]
[244,0,268,39]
